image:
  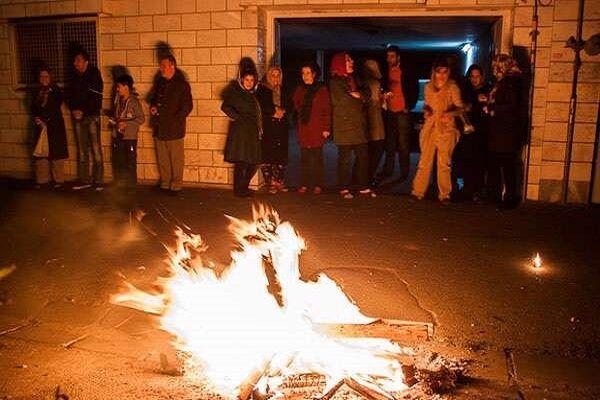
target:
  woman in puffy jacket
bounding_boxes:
[329,52,375,199]
[222,58,263,197]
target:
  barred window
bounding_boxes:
[13,17,97,85]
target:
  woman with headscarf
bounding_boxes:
[362,59,386,187]
[256,66,289,194]
[328,52,375,199]
[31,66,68,188]
[485,54,525,209]
[222,57,265,197]
[411,57,464,203]
[292,61,331,194]
[453,64,491,201]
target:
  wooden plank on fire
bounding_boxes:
[314,318,433,342]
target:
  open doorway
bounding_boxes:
[276,16,501,191]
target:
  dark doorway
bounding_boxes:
[277,16,500,191]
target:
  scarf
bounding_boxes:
[299,82,323,124]
[115,95,132,121]
[264,66,283,107]
[330,52,357,91]
[37,86,51,108]
[254,92,263,139]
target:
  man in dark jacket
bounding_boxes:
[378,46,418,185]
[150,54,193,194]
[67,49,104,190]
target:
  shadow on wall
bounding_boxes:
[146,41,192,103]
[511,45,532,200]
[218,56,248,100]
[108,65,130,111]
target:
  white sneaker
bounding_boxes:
[94,185,104,191]
[72,183,92,190]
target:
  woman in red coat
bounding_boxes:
[292,61,331,194]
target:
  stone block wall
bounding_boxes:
[0,0,598,201]
[0,0,264,188]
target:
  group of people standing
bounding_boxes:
[31,50,105,190]
[31,51,192,195]
[221,48,525,208]
[222,47,419,199]
[430,53,526,209]
[30,45,525,209]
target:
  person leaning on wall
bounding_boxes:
[149,54,193,196]
[31,65,68,189]
[221,57,263,198]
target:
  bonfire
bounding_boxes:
[112,205,411,399]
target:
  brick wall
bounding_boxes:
[537,0,599,202]
[0,0,598,200]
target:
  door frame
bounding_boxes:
[264,5,515,66]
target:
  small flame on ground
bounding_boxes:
[111,205,410,398]
[532,252,542,269]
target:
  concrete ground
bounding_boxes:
[0,181,599,399]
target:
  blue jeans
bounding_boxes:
[74,116,103,184]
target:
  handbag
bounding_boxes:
[33,124,49,158]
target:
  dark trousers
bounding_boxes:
[112,138,138,188]
[234,162,257,195]
[488,152,519,203]
[74,116,103,184]
[453,132,487,198]
[300,147,324,188]
[368,139,385,183]
[383,111,411,179]
[338,143,368,190]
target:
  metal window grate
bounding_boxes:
[14,18,97,85]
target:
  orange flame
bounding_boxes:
[111,205,408,398]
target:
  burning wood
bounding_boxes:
[111,205,412,399]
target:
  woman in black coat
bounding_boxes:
[453,64,491,201]
[221,58,264,197]
[257,66,289,194]
[486,54,525,209]
[31,66,68,187]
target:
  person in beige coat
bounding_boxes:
[362,59,386,187]
[411,58,464,202]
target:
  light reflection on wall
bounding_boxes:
[462,42,478,73]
